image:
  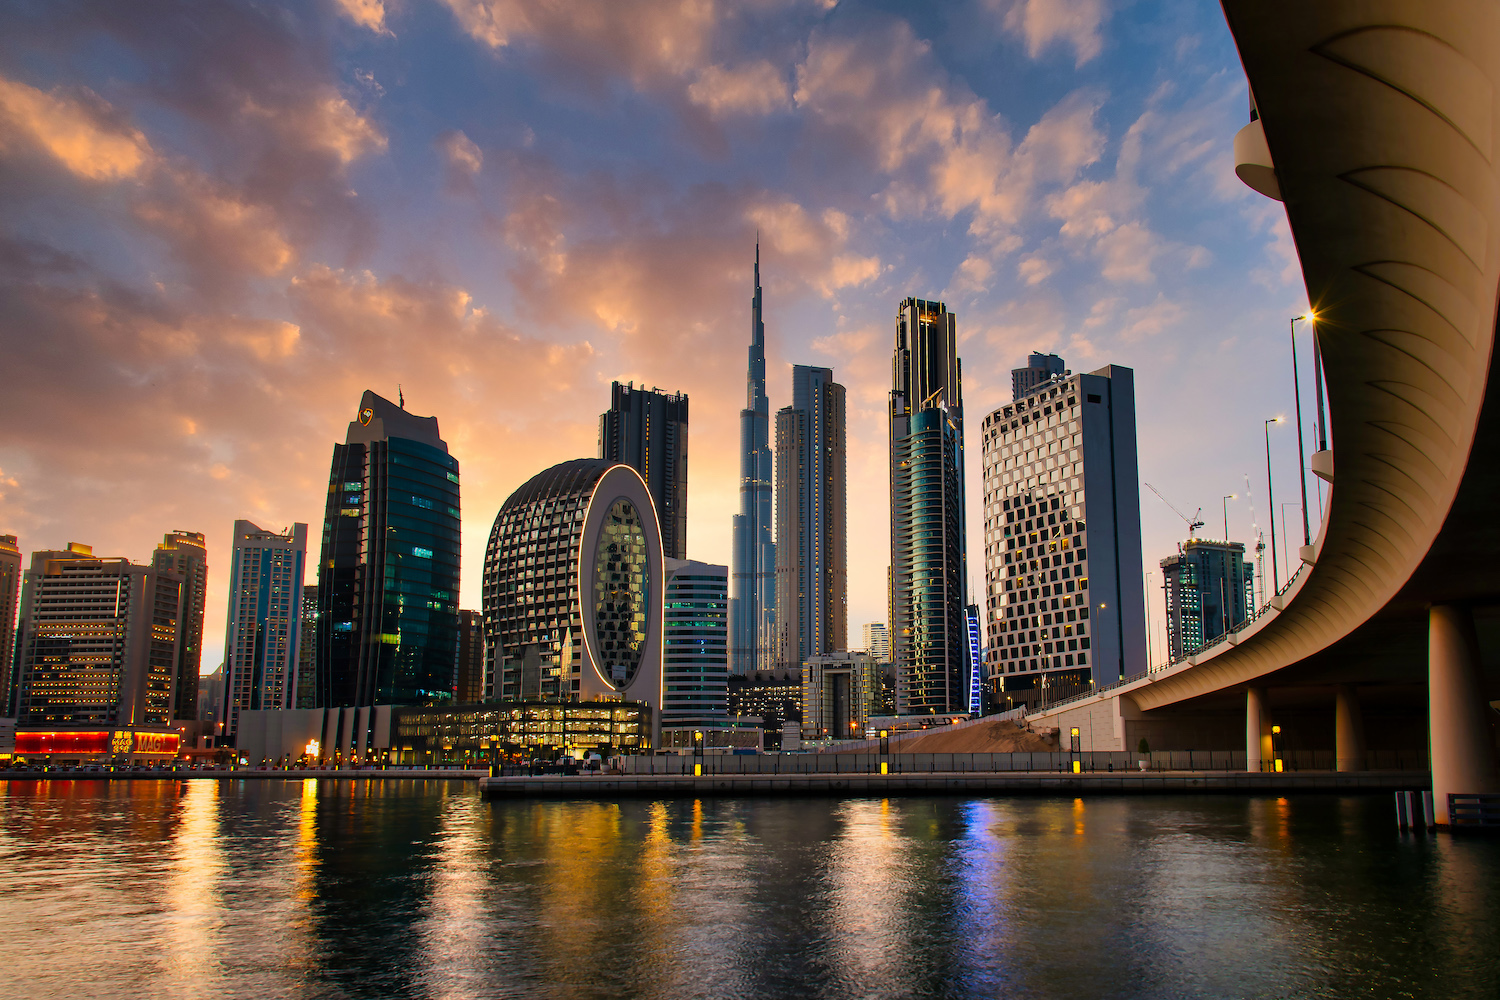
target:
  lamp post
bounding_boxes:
[1281,502,1301,583]
[1264,418,1283,593]
[1291,316,1313,547]
[1221,493,1236,638]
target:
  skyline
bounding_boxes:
[0,1,1312,676]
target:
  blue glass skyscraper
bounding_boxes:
[316,390,460,707]
[731,243,775,675]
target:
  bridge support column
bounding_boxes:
[1246,687,1272,772]
[1429,605,1499,825]
[1335,684,1366,772]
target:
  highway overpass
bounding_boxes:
[1023,1,1500,825]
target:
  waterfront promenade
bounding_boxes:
[479,769,1426,799]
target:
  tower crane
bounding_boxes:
[1144,483,1204,539]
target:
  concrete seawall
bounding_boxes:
[0,769,487,781]
[480,770,1429,799]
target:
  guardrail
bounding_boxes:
[1027,563,1315,720]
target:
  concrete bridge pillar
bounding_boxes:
[1335,684,1366,772]
[1429,605,1500,825]
[1246,687,1272,772]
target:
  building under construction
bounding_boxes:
[1160,540,1255,662]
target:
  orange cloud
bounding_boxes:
[0,76,153,180]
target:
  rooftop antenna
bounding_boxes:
[398,384,405,410]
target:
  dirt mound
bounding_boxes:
[839,720,1058,754]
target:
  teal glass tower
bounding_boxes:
[316,390,460,707]
[890,298,969,715]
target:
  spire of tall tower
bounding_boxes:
[733,240,776,677]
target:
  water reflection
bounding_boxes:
[0,784,1498,999]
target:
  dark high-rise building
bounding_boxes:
[600,382,688,561]
[0,533,20,716]
[151,530,208,721]
[980,362,1147,702]
[889,298,969,715]
[1161,539,1254,661]
[317,390,460,708]
[774,365,847,672]
[455,609,484,704]
[731,243,776,674]
[1012,352,1066,401]
[296,585,318,709]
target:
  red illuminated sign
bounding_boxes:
[16,731,110,754]
[133,732,180,754]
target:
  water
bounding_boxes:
[2,780,1498,1000]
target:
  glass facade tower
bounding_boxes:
[731,243,776,675]
[220,521,306,742]
[662,558,729,728]
[316,391,460,707]
[889,298,969,715]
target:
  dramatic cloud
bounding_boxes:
[0,1,1308,669]
[795,22,1105,244]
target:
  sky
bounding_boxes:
[0,0,1315,675]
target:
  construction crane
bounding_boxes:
[1145,483,1204,539]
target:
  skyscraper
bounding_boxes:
[600,382,689,560]
[220,521,306,742]
[730,243,775,674]
[980,361,1147,701]
[889,297,969,715]
[151,530,207,721]
[1160,539,1254,661]
[1012,352,1067,401]
[317,390,461,708]
[663,558,729,728]
[0,534,20,716]
[481,459,665,741]
[14,543,184,728]
[774,365,847,672]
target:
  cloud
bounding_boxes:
[687,60,791,117]
[240,89,386,167]
[333,0,394,36]
[438,129,484,176]
[994,0,1107,67]
[0,77,153,181]
[794,22,1104,241]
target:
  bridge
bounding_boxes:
[1021,2,1500,825]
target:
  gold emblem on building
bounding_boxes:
[358,407,374,426]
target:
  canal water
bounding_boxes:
[2,780,1497,999]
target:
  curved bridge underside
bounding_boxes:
[1106,2,1500,717]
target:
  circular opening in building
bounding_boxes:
[593,497,649,687]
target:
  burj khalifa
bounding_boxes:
[731,243,775,674]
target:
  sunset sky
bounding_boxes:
[0,0,1313,674]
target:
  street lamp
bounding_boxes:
[1290,316,1314,549]
[1264,417,1284,593]
[1220,494,1236,638]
